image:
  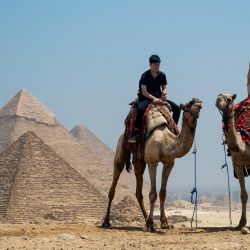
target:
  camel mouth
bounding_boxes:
[190,104,202,118]
[215,96,227,109]
[216,95,233,112]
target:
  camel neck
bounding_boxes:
[170,115,196,158]
[224,112,241,151]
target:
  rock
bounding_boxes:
[241,227,249,234]
[80,235,89,240]
[58,233,76,240]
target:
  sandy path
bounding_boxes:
[0,209,250,250]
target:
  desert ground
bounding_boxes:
[1,202,250,250]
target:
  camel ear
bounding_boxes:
[180,103,185,111]
[232,94,237,100]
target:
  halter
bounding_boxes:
[218,95,234,117]
[182,99,202,119]
[217,94,235,131]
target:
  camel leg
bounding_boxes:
[145,163,157,232]
[133,157,148,220]
[159,161,174,229]
[102,135,126,227]
[102,162,124,227]
[234,164,248,228]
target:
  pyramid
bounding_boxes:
[110,196,145,226]
[0,90,146,215]
[0,131,107,224]
[71,125,115,168]
[0,89,56,125]
[71,125,150,198]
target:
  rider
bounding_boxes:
[128,55,180,143]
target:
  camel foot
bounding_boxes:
[234,226,242,231]
[161,222,174,229]
[235,218,247,230]
[101,221,111,228]
[144,225,155,232]
[234,225,247,231]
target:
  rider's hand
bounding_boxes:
[153,98,167,105]
[161,93,167,101]
[152,98,159,104]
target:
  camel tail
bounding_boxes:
[125,151,132,173]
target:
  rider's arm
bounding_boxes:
[141,85,157,102]
[162,85,167,100]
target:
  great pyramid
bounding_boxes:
[0,131,107,224]
[0,89,148,223]
[0,89,56,125]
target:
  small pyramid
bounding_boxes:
[71,124,151,201]
[0,131,107,224]
[110,196,144,226]
[71,125,114,166]
[0,89,56,125]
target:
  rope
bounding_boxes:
[190,138,198,229]
[221,134,232,226]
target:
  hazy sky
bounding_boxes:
[1,1,250,192]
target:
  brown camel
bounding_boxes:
[102,98,202,231]
[216,93,250,229]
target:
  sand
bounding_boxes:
[1,205,250,250]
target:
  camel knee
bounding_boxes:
[149,191,157,203]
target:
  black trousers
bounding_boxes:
[135,99,181,130]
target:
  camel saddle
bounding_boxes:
[227,96,250,179]
[143,103,179,137]
[124,101,179,154]
[234,96,250,145]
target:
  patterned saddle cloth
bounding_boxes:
[234,96,250,145]
[142,103,179,137]
[124,101,179,150]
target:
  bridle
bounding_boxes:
[182,99,202,119]
[217,94,235,130]
[182,99,202,128]
[217,94,234,118]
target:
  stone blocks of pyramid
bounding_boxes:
[0,131,107,224]
[0,89,147,224]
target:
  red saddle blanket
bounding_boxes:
[234,96,250,145]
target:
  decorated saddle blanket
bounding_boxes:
[143,104,179,136]
[234,96,250,145]
[124,102,179,145]
[124,102,179,158]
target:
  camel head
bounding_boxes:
[215,93,237,116]
[180,98,202,128]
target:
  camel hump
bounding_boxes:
[145,104,179,135]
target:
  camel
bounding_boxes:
[102,98,202,231]
[216,93,250,229]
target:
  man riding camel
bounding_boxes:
[128,55,180,143]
